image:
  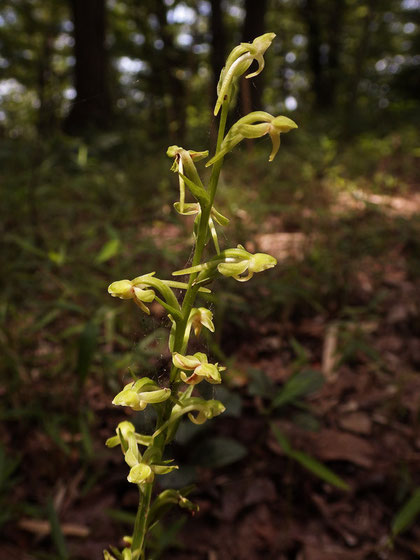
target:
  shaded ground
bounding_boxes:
[2,163,420,559]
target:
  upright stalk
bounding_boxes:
[104,32,295,560]
[173,99,229,354]
[131,483,152,560]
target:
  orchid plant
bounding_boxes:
[104,33,297,560]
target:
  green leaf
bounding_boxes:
[391,488,420,537]
[76,321,99,388]
[106,508,137,525]
[6,234,46,258]
[29,309,61,333]
[148,516,186,560]
[271,425,350,491]
[271,369,324,410]
[47,498,69,560]
[79,411,94,460]
[190,437,247,468]
[247,367,275,398]
[43,419,72,456]
[96,238,120,264]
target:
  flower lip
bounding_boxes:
[108,280,133,299]
[271,115,298,132]
[249,253,277,272]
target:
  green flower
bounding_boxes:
[185,398,226,425]
[108,277,155,314]
[167,146,209,212]
[214,33,276,116]
[189,307,215,337]
[112,377,171,411]
[206,112,298,166]
[172,352,224,385]
[106,421,152,449]
[218,250,277,282]
[173,245,277,283]
[123,428,178,485]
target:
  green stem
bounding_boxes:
[131,483,152,560]
[172,100,229,358]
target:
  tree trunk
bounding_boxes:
[37,32,57,134]
[344,0,375,132]
[240,0,268,113]
[64,0,111,133]
[302,0,345,110]
[154,0,187,143]
[210,0,226,107]
[302,0,325,109]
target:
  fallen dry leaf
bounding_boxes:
[306,429,374,468]
[18,518,90,538]
[339,412,372,435]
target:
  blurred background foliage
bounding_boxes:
[1,0,420,558]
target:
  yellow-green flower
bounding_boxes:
[122,426,178,484]
[215,33,276,116]
[106,421,152,450]
[173,245,277,283]
[167,146,208,212]
[172,352,225,385]
[112,377,171,411]
[218,251,277,282]
[207,112,298,166]
[189,307,215,337]
[108,278,155,314]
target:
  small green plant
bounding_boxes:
[104,33,297,560]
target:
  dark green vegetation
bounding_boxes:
[1,1,420,559]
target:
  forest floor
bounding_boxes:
[2,150,420,560]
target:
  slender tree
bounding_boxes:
[210,0,226,107]
[301,0,345,110]
[64,0,112,133]
[240,0,268,113]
